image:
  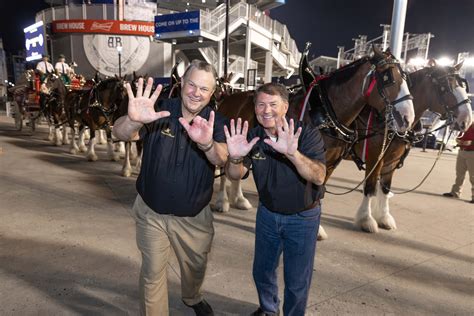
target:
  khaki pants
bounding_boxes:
[450,150,474,200]
[132,194,215,316]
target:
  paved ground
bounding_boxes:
[0,115,472,315]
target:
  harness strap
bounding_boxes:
[298,75,328,121]
[361,109,375,163]
[364,76,377,98]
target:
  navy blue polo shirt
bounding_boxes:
[136,97,227,217]
[243,121,326,214]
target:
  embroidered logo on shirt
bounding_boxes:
[252,152,266,160]
[161,127,175,138]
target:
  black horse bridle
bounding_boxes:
[427,70,471,121]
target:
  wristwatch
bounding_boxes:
[229,156,244,164]
[197,140,214,152]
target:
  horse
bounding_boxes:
[42,73,69,146]
[214,44,416,215]
[323,61,472,236]
[64,77,126,161]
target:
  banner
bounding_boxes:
[83,34,150,77]
[154,11,200,34]
[52,20,155,36]
[24,21,46,62]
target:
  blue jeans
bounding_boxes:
[253,203,321,316]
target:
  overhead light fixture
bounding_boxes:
[202,0,206,3]
[436,56,454,66]
[172,39,177,45]
[198,37,203,43]
[186,2,189,5]
[189,30,194,34]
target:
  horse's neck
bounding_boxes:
[410,75,435,123]
[326,65,369,125]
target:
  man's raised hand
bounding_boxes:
[126,77,170,124]
[264,118,301,157]
[224,118,259,159]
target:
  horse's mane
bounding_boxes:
[408,67,431,89]
[322,56,370,86]
[409,65,456,89]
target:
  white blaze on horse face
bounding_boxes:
[393,79,415,132]
[453,86,473,132]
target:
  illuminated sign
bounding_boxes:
[51,20,155,36]
[154,11,200,35]
[24,21,45,62]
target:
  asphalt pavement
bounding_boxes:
[0,115,472,315]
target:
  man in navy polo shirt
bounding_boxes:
[225,83,326,316]
[113,60,228,316]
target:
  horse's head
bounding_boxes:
[365,46,415,133]
[42,73,62,95]
[425,62,472,132]
[214,74,234,102]
[95,77,126,113]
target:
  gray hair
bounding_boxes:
[182,60,218,89]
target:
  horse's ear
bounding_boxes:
[385,47,392,55]
[132,71,137,81]
[115,74,119,80]
[454,60,464,72]
[372,44,383,58]
[427,58,437,67]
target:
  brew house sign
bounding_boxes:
[52,19,154,76]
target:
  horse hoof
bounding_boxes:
[232,196,252,210]
[317,226,328,240]
[111,154,120,162]
[87,155,98,162]
[377,215,397,230]
[356,217,379,233]
[214,201,230,213]
[122,169,132,177]
[70,148,78,155]
[79,146,87,152]
[55,141,62,147]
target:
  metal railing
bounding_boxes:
[229,56,258,75]
[199,1,300,68]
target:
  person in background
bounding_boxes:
[35,55,54,83]
[443,123,474,203]
[55,54,71,85]
[35,55,54,111]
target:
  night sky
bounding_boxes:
[1,0,473,60]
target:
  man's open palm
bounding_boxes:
[127,77,170,124]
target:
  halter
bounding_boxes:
[362,55,414,137]
[426,70,471,121]
[85,78,124,128]
[299,54,413,142]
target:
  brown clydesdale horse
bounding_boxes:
[42,73,68,146]
[65,76,126,161]
[213,44,416,222]
[323,61,472,236]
